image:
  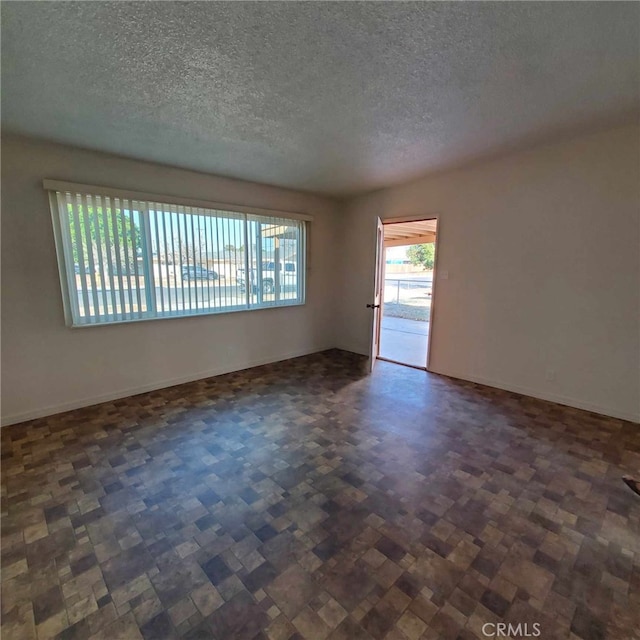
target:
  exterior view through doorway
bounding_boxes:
[369,218,438,370]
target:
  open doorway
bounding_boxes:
[376,219,438,369]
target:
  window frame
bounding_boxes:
[45,180,311,328]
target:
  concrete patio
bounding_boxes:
[379,315,429,368]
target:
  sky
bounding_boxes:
[385,245,409,263]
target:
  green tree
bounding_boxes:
[68,203,141,268]
[406,243,435,270]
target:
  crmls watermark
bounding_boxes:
[482,622,542,637]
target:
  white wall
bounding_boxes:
[336,125,640,422]
[3,127,638,426]
[1,136,340,425]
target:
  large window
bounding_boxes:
[46,181,307,326]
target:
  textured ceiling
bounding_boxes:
[2,2,638,196]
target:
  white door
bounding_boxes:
[368,218,385,372]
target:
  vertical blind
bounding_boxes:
[46,182,307,326]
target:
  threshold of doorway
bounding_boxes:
[376,356,427,371]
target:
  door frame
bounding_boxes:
[368,218,385,372]
[371,214,441,371]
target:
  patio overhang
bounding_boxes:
[383,219,437,247]
[261,224,297,240]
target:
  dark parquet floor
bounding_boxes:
[2,350,639,640]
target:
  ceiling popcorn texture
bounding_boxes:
[2,2,638,196]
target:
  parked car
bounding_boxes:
[181,265,218,281]
[236,261,297,294]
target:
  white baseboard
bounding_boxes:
[430,367,640,424]
[4,347,637,427]
[334,342,639,422]
[1,345,334,427]
[334,343,368,357]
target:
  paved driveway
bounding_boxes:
[379,315,429,368]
